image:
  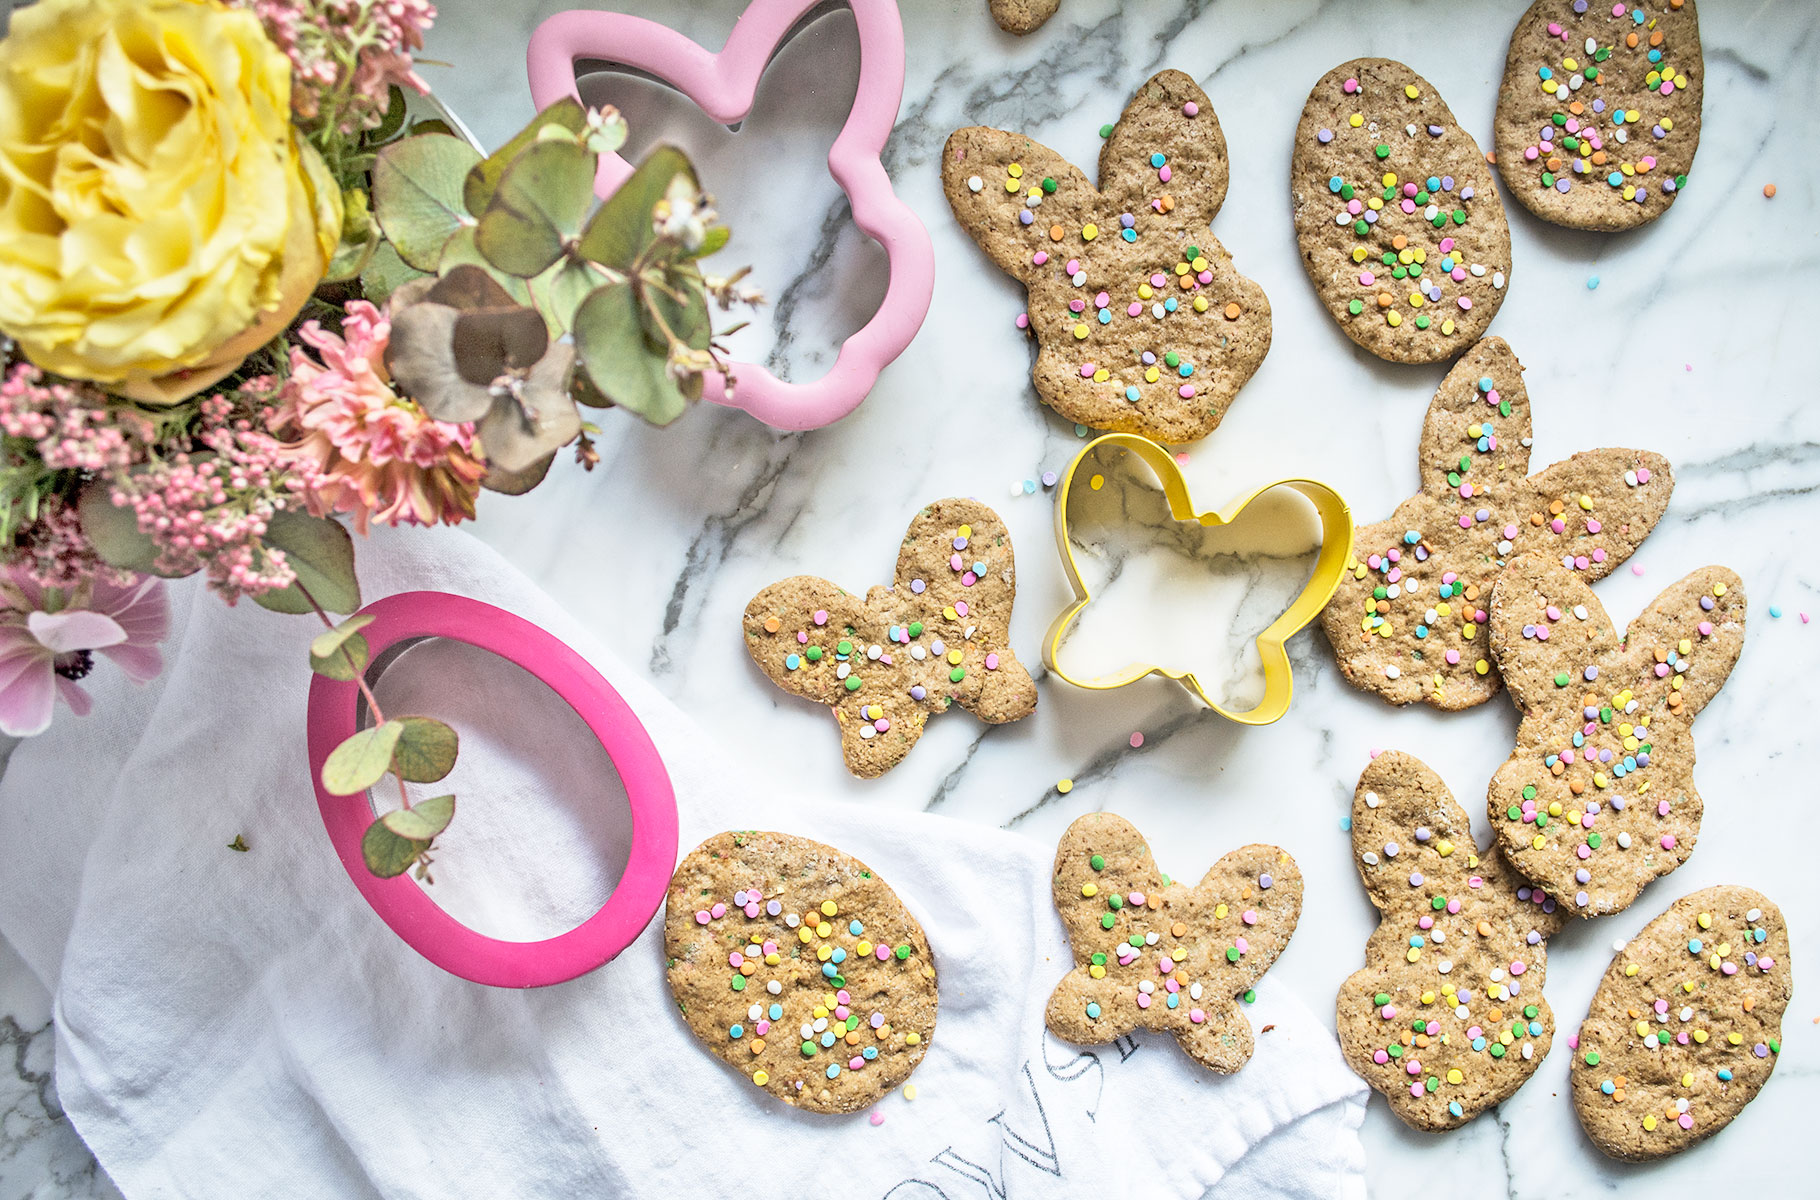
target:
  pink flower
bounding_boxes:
[0,568,169,737]
[273,301,486,534]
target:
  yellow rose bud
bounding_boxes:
[0,0,340,403]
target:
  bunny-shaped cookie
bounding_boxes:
[1338,751,1566,1130]
[1486,555,1746,916]
[1321,336,1672,710]
[942,70,1271,444]
[1045,813,1302,1074]
[743,498,1037,778]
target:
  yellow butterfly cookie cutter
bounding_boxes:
[1042,433,1354,724]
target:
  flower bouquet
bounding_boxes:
[0,0,757,875]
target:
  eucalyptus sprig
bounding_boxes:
[300,580,460,881]
[369,98,757,457]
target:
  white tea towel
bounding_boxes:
[0,525,1365,1199]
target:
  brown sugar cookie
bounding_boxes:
[1319,336,1673,710]
[742,498,1037,778]
[1044,812,1301,1074]
[1495,0,1703,231]
[1487,555,1746,917]
[988,0,1059,35]
[664,831,937,1114]
[1570,885,1790,1160]
[1291,58,1511,363]
[942,70,1271,444]
[1337,752,1567,1131]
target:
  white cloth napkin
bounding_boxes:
[0,525,1365,1199]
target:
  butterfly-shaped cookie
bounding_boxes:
[1045,812,1301,1074]
[742,498,1037,778]
[942,70,1271,445]
[1320,336,1673,710]
[1486,555,1746,917]
[1338,751,1567,1131]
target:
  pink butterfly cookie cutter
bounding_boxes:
[527,0,935,430]
[307,591,678,987]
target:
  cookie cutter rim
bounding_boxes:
[1042,433,1354,725]
[306,590,679,988]
[526,0,935,431]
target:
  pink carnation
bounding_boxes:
[273,301,485,534]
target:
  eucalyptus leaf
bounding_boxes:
[76,482,162,575]
[309,631,370,681]
[689,224,730,260]
[322,720,404,796]
[393,716,459,783]
[530,259,605,336]
[569,365,614,409]
[359,241,426,305]
[481,451,556,494]
[473,347,582,471]
[309,613,376,661]
[370,85,410,144]
[252,511,361,615]
[437,227,532,305]
[361,818,429,878]
[381,793,455,841]
[475,138,597,277]
[576,145,695,271]
[573,282,690,425]
[372,134,481,271]
[324,187,379,283]
[648,273,712,350]
[463,97,588,215]
[386,302,495,423]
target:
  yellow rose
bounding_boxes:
[0,0,340,404]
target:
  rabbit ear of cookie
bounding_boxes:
[893,498,1018,633]
[1350,752,1473,909]
[1097,69,1228,231]
[941,126,1093,280]
[1488,554,1619,712]
[1517,451,1674,583]
[1415,337,1534,501]
[1619,566,1747,718]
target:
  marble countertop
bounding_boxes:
[5,0,1818,1195]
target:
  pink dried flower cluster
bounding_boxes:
[0,363,152,473]
[272,301,484,533]
[236,0,437,133]
[16,495,126,591]
[109,386,312,604]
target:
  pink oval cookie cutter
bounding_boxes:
[527,0,934,431]
[307,591,678,988]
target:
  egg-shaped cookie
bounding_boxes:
[1292,58,1511,364]
[665,831,937,1114]
[1495,0,1702,231]
[1570,886,1790,1160]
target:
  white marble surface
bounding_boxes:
[5,0,1820,1194]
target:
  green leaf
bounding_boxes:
[436,227,532,305]
[577,145,695,271]
[463,98,589,215]
[529,259,604,335]
[381,793,455,841]
[309,613,376,661]
[324,187,379,283]
[569,365,614,409]
[361,818,429,878]
[649,271,711,350]
[573,281,689,425]
[370,85,410,145]
[359,240,426,305]
[689,224,730,260]
[309,631,370,681]
[393,716,458,783]
[252,511,361,615]
[322,720,404,796]
[476,138,597,277]
[373,133,481,271]
[481,451,556,494]
[76,482,162,574]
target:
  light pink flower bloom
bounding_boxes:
[273,301,486,534]
[0,569,170,737]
